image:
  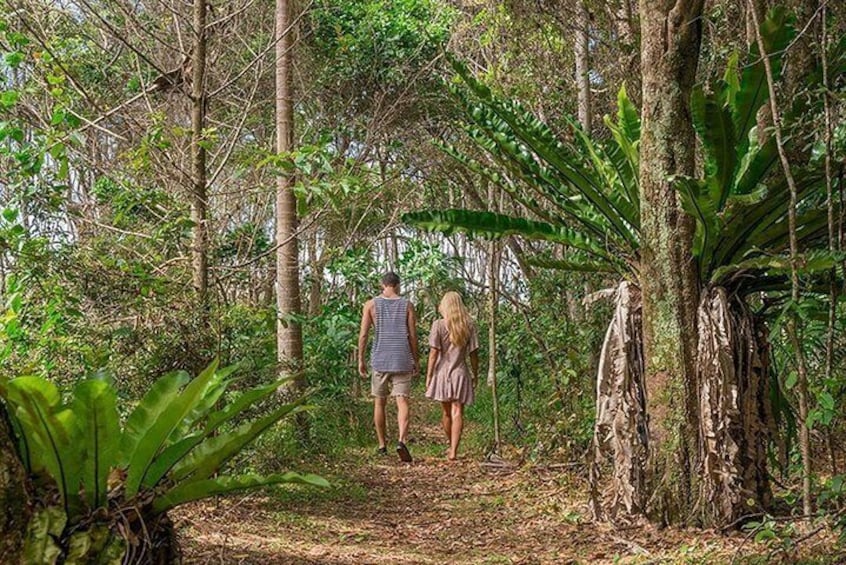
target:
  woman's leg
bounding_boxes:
[440,402,452,443]
[448,402,464,460]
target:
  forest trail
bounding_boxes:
[174,420,755,564]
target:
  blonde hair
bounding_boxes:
[439,291,472,348]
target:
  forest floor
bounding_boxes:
[175,416,842,564]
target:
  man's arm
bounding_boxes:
[357,300,373,377]
[407,302,420,372]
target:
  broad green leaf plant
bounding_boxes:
[405,8,841,297]
[0,361,327,562]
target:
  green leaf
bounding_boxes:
[124,361,220,497]
[65,525,124,565]
[785,371,797,390]
[452,62,638,247]
[615,83,640,147]
[5,377,82,519]
[710,251,846,284]
[729,7,793,151]
[0,90,19,108]
[152,472,329,514]
[119,370,190,467]
[2,207,18,223]
[819,392,835,411]
[169,364,238,441]
[754,528,777,542]
[3,51,24,68]
[691,85,736,212]
[50,109,66,126]
[403,209,620,266]
[672,176,716,272]
[169,399,310,483]
[71,379,120,509]
[141,378,289,490]
[205,379,291,430]
[524,256,618,273]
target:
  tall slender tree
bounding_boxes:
[191,0,209,309]
[748,0,812,518]
[574,0,592,132]
[275,0,304,385]
[638,0,704,524]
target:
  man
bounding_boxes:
[358,272,419,462]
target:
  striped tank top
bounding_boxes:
[370,296,414,373]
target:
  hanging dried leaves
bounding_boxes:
[696,286,775,524]
[589,281,648,519]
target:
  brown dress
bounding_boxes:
[425,319,479,405]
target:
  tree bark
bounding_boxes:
[575,0,591,132]
[191,0,209,308]
[638,0,704,525]
[275,0,304,384]
[0,406,28,562]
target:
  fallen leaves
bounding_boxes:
[173,424,841,564]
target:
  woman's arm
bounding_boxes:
[470,350,480,386]
[426,348,440,388]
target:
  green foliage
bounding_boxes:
[465,273,605,458]
[308,0,455,96]
[673,8,839,290]
[408,10,840,300]
[0,362,326,562]
[405,60,641,279]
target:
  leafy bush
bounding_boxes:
[0,361,327,563]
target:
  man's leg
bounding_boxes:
[395,395,410,444]
[440,402,452,443]
[448,401,464,460]
[374,396,387,449]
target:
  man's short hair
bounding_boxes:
[381,272,400,287]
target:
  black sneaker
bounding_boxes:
[396,442,413,463]
[377,446,388,456]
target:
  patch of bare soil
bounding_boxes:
[174,424,842,564]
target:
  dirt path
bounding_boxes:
[172,421,790,564]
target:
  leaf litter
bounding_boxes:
[174,421,842,564]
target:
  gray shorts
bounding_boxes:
[371,371,413,398]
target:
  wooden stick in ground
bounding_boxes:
[486,178,502,455]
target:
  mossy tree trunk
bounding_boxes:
[638,0,704,525]
[0,406,28,562]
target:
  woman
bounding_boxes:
[425,291,480,460]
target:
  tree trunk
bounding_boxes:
[821,0,839,477]
[638,0,704,525]
[574,0,591,132]
[191,0,209,309]
[275,0,304,385]
[0,406,28,562]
